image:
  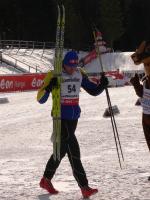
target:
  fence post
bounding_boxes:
[0,51,2,63]
[30,41,35,55]
[41,42,45,59]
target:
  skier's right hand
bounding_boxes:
[130,73,140,86]
[45,77,58,92]
[100,73,109,88]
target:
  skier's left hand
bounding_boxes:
[100,73,109,88]
[130,73,140,86]
[45,77,58,92]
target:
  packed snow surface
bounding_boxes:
[0,49,144,74]
[0,86,150,200]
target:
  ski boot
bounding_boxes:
[81,186,98,198]
[39,177,58,194]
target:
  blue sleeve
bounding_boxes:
[81,76,105,96]
[38,91,50,104]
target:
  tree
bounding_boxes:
[127,0,150,48]
[98,0,124,48]
[0,0,149,51]
[63,0,85,50]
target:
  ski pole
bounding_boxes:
[106,90,124,161]
[92,25,124,168]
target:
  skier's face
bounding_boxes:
[63,65,77,75]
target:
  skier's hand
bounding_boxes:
[130,74,143,97]
[78,59,84,68]
[130,73,140,86]
[100,72,109,88]
[51,77,58,87]
[45,77,58,92]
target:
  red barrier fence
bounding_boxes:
[0,71,126,93]
[0,73,46,92]
[1,70,142,93]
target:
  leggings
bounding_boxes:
[142,114,150,151]
[43,119,88,188]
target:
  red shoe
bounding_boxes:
[81,186,98,198]
[39,177,58,194]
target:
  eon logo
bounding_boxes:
[0,79,13,90]
[32,78,43,88]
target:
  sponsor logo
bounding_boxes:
[32,78,43,88]
[0,79,13,90]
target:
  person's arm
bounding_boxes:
[81,71,108,96]
[37,71,57,104]
[130,73,143,97]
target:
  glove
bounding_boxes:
[78,59,84,67]
[130,73,140,87]
[45,77,58,92]
[130,73,143,97]
[100,72,109,88]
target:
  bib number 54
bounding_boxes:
[68,84,76,93]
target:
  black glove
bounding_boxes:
[130,73,140,87]
[100,73,109,88]
[45,77,58,93]
[130,73,143,97]
[78,59,84,68]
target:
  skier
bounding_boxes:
[37,50,108,198]
[130,41,150,180]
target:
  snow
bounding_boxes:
[0,48,149,199]
[1,86,150,200]
[0,49,144,74]
[0,49,55,74]
[84,52,144,73]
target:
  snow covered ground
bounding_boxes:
[0,48,144,75]
[1,86,150,200]
[0,49,54,74]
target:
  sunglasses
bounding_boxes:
[69,59,78,64]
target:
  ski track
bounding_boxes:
[0,87,150,200]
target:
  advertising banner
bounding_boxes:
[0,73,46,92]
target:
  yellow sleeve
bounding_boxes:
[37,71,54,102]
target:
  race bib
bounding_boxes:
[141,81,150,114]
[61,70,82,105]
